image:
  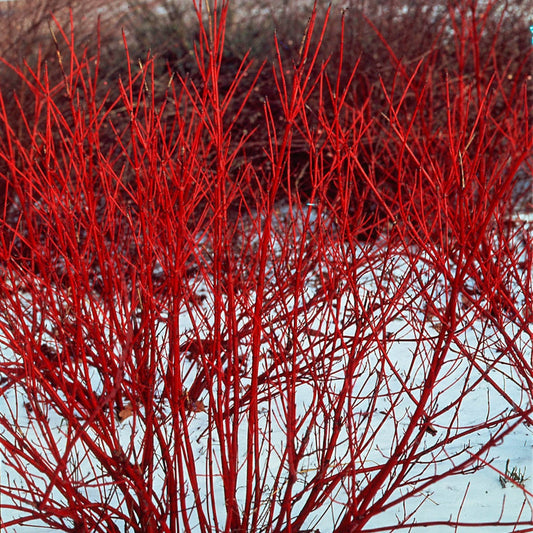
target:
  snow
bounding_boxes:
[0,210,532,532]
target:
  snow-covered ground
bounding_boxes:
[0,190,530,531]
[1,210,532,532]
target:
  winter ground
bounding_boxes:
[1,211,532,532]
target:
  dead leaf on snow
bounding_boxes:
[118,402,134,422]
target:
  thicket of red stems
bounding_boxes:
[0,2,531,532]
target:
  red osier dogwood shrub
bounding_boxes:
[0,2,532,532]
